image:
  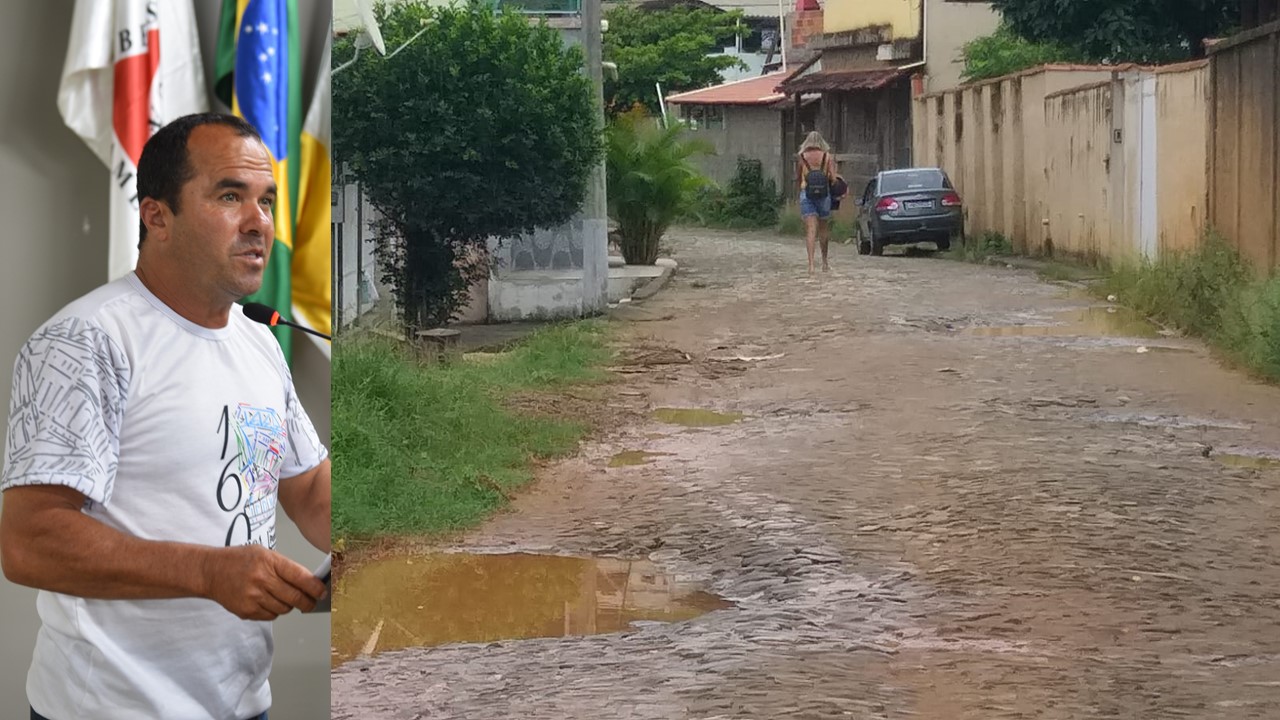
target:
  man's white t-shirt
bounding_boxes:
[1,273,327,720]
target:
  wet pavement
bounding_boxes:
[332,229,1280,719]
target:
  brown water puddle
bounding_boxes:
[653,408,744,427]
[964,307,1161,339]
[1215,454,1280,470]
[609,450,672,467]
[331,553,731,667]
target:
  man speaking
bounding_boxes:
[0,113,331,720]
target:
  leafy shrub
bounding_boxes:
[606,108,712,264]
[332,0,603,329]
[681,156,781,229]
[961,25,1080,82]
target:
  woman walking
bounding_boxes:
[796,131,838,274]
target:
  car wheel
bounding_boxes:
[854,225,871,255]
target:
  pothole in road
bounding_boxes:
[962,307,1162,338]
[331,553,732,667]
[653,408,744,427]
[1214,453,1280,470]
[609,450,673,467]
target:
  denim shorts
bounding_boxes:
[799,193,832,219]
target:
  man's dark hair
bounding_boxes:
[135,113,262,247]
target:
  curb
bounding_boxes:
[631,259,678,301]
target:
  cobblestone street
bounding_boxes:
[333,229,1280,719]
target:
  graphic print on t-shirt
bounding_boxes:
[215,403,287,548]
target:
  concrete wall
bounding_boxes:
[1208,20,1280,273]
[333,168,387,329]
[682,105,786,192]
[825,0,920,39]
[913,63,1207,266]
[488,5,609,321]
[1043,81,1121,263]
[1153,65,1209,256]
[923,0,1000,93]
[0,3,331,718]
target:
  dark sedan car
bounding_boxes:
[853,168,964,256]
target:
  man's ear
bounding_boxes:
[139,198,169,242]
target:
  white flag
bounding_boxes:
[57,0,208,281]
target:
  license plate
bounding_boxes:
[905,200,934,209]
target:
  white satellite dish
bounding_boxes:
[356,0,386,55]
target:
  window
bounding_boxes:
[879,169,946,193]
[681,104,724,131]
[704,105,724,130]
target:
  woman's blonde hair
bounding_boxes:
[797,130,830,156]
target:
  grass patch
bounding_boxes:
[331,321,610,543]
[943,230,1014,263]
[1101,234,1280,380]
[1036,261,1103,283]
[777,204,855,241]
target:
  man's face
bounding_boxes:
[167,124,276,302]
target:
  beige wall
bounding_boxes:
[825,0,921,39]
[1156,64,1210,256]
[923,0,1000,92]
[913,63,1208,266]
[1043,82,1120,263]
[0,4,332,718]
[1208,22,1280,273]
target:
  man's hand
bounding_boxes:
[202,545,327,621]
[1,485,324,618]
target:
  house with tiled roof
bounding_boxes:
[664,70,809,190]
[777,0,1001,200]
[657,0,830,191]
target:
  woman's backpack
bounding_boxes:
[802,153,830,200]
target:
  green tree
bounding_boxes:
[332,0,603,329]
[606,109,713,265]
[961,25,1081,82]
[991,0,1239,62]
[604,6,745,115]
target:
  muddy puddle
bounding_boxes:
[1215,453,1280,470]
[963,307,1161,339]
[609,450,672,467]
[332,553,731,667]
[653,408,744,427]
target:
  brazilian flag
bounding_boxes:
[215,0,302,360]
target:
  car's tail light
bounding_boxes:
[875,197,900,212]
[941,192,962,207]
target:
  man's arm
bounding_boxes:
[278,457,330,553]
[0,485,325,620]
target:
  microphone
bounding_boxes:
[242,303,332,341]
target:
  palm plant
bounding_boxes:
[606,109,713,265]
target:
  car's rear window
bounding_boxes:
[880,170,947,193]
